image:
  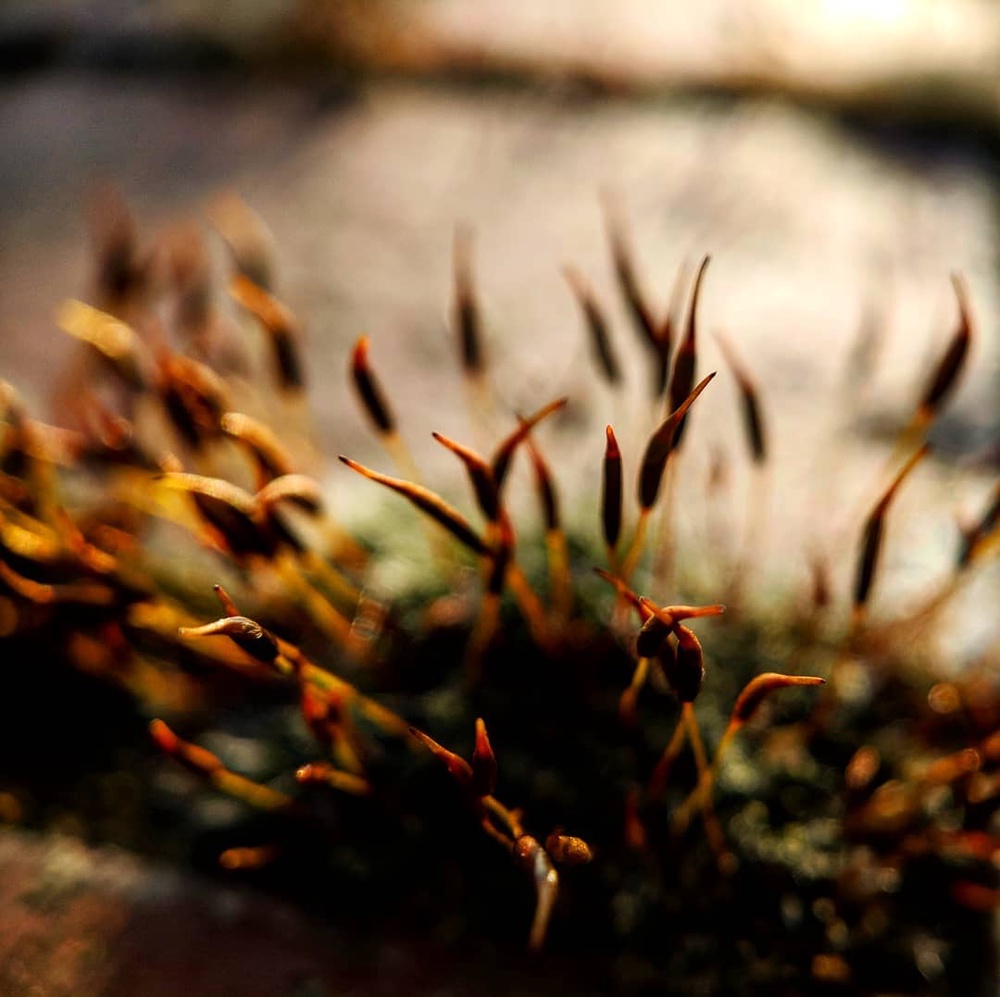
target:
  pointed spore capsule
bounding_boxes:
[602,426,623,551]
[853,445,929,613]
[667,624,705,703]
[350,335,396,435]
[667,256,710,447]
[563,266,621,385]
[638,372,716,510]
[917,274,973,421]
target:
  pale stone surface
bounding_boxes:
[3,1,997,121]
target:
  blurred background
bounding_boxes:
[0,2,997,993]
[1,0,997,436]
[1,0,997,635]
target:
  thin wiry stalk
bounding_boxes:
[715,331,770,611]
[676,701,729,867]
[491,397,568,493]
[647,707,687,799]
[674,674,825,831]
[526,438,573,623]
[338,456,488,556]
[150,719,296,812]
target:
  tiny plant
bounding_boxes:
[0,189,996,993]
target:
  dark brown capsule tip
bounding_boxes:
[230,276,304,391]
[193,491,275,559]
[666,625,704,703]
[669,650,704,703]
[715,332,766,464]
[433,432,500,523]
[564,266,621,386]
[638,371,716,509]
[350,335,395,435]
[853,444,930,610]
[919,274,973,417]
[602,425,623,550]
[673,257,710,375]
[853,515,883,611]
[273,329,303,391]
[603,196,658,352]
[809,552,832,610]
[453,225,484,375]
[527,440,559,532]
[741,392,766,464]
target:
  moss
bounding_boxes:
[0,192,996,994]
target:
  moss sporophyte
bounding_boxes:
[0,188,996,992]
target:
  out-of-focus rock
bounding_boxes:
[0,830,580,996]
[3,2,997,125]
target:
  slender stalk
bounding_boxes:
[647,709,688,799]
[678,702,729,865]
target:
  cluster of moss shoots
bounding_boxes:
[0,188,997,991]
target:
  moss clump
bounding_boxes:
[0,190,996,994]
